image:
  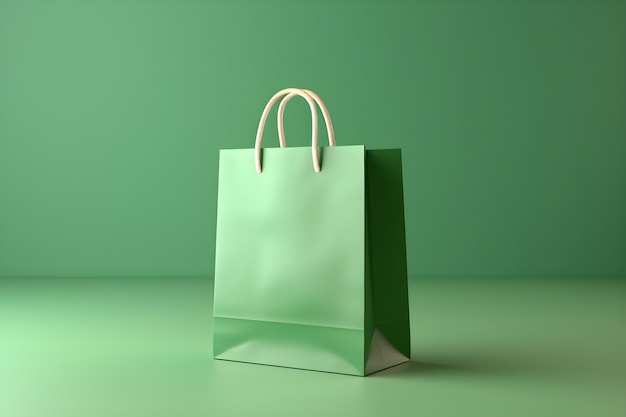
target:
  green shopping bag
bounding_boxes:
[213,88,410,376]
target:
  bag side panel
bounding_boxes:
[364,149,411,373]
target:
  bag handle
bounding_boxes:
[277,89,336,148]
[255,88,333,174]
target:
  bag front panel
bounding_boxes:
[213,145,366,331]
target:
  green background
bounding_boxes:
[0,0,625,416]
[1,0,624,279]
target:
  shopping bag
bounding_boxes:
[213,88,410,376]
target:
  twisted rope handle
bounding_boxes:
[254,88,318,173]
[277,89,336,148]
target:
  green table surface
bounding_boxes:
[1,277,624,417]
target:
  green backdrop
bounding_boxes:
[0,0,624,280]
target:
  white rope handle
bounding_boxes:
[255,88,320,173]
[277,89,336,148]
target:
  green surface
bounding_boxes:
[1,277,625,417]
[1,0,625,279]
